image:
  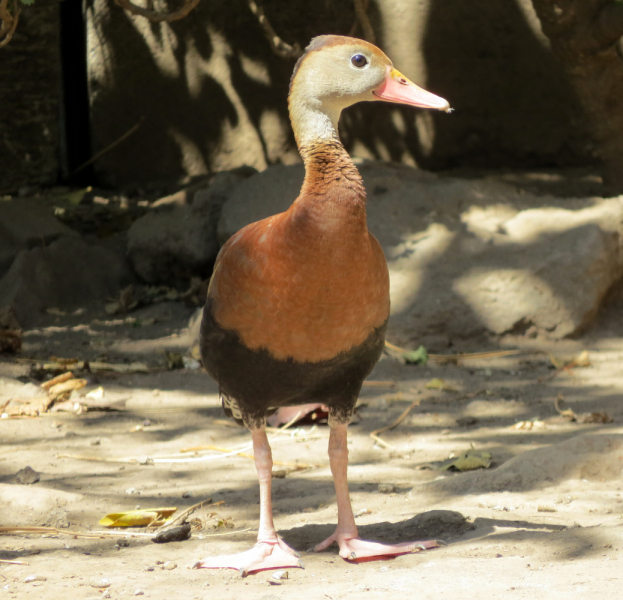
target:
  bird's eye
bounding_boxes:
[351,54,368,68]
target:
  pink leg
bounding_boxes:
[314,421,442,562]
[195,427,303,575]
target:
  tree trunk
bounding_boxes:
[531,0,623,193]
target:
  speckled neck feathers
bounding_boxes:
[298,140,366,211]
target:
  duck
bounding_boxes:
[196,34,451,575]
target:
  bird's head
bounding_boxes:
[289,35,451,136]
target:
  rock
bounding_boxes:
[217,162,623,341]
[0,237,133,327]
[128,167,257,285]
[0,198,77,278]
[15,466,41,485]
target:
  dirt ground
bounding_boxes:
[1,289,623,599]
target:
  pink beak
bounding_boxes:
[373,67,451,112]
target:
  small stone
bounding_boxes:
[15,466,41,485]
[24,575,46,583]
[152,523,191,544]
[182,491,193,498]
[271,570,288,580]
[134,590,145,596]
[116,538,130,547]
[163,561,177,570]
[144,566,155,572]
[377,483,397,494]
[90,578,111,588]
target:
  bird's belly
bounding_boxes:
[200,300,386,428]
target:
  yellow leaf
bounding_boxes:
[425,378,458,392]
[99,507,177,528]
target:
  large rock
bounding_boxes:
[218,162,623,342]
[0,237,133,327]
[128,168,256,285]
[0,198,77,278]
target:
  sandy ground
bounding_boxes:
[1,300,622,600]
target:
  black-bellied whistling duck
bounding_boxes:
[197,35,451,575]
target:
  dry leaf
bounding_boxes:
[47,378,87,401]
[425,378,458,392]
[99,507,177,528]
[441,449,492,471]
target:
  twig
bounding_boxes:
[69,118,144,177]
[385,341,532,363]
[0,0,19,49]
[201,527,252,537]
[370,400,420,448]
[57,453,137,463]
[159,498,221,530]
[554,393,575,419]
[352,0,375,43]
[247,0,301,58]
[114,0,199,23]
[0,559,27,565]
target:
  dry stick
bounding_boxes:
[114,0,199,22]
[247,0,301,58]
[385,341,530,362]
[370,399,420,449]
[201,527,252,537]
[69,118,143,177]
[0,559,27,566]
[157,499,223,530]
[0,0,19,48]
[40,371,74,391]
[352,0,375,44]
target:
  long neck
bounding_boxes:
[288,97,366,211]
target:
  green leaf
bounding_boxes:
[403,345,428,365]
[440,450,492,472]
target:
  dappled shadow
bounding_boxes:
[420,0,590,170]
[82,0,589,187]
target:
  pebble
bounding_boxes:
[15,466,41,485]
[134,590,145,596]
[377,483,397,494]
[90,578,111,588]
[144,566,155,572]
[182,491,193,498]
[24,575,46,583]
[163,562,177,570]
[271,570,288,580]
